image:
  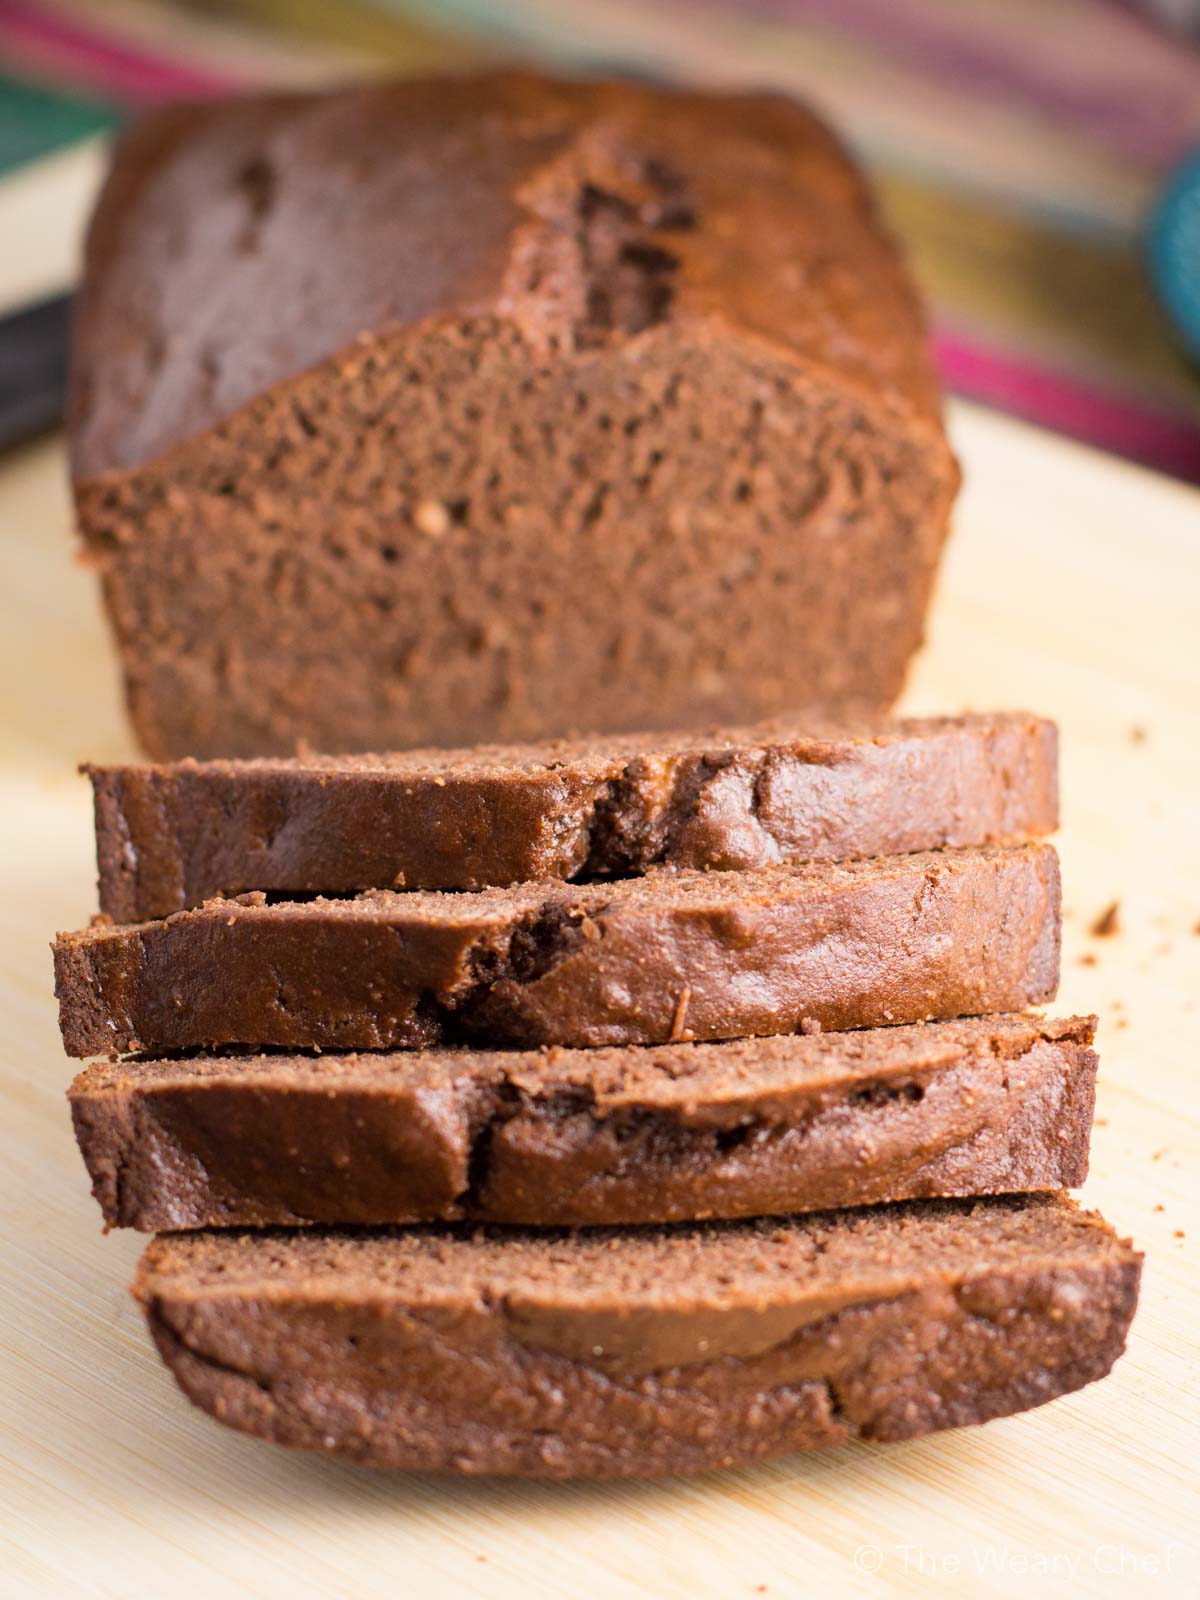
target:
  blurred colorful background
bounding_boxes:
[1,0,1199,479]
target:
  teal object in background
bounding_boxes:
[1151,150,1200,361]
[0,73,118,176]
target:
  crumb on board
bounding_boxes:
[1091,901,1121,937]
[1154,1203,1165,1212]
[1129,725,1147,744]
[1079,952,1097,966]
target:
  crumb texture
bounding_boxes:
[71,71,957,757]
[54,844,1061,1056]
[70,1014,1096,1230]
[133,1196,1140,1477]
[87,711,1058,918]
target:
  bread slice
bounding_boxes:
[87,711,1057,920]
[54,843,1060,1056]
[132,1195,1140,1477]
[70,72,957,760]
[70,1014,1096,1230]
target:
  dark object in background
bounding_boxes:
[0,293,70,452]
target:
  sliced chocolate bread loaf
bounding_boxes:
[70,71,957,759]
[88,711,1057,919]
[55,844,1060,1056]
[133,1195,1140,1477]
[71,1015,1096,1230]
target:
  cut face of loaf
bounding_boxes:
[87,711,1058,919]
[70,1014,1097,1230]
[70,71,958,758]
[133,1195,1141,1477]
[54,844,1061,1055]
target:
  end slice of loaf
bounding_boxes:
[71,1014,1096,1230]
[54,844,1061,1056]
[87,710,1057,919]
[70,72,958,758]
[133,1195,1141,1477]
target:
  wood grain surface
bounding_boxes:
[0,146,1196,1600]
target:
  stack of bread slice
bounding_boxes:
[55,712,1140,1478]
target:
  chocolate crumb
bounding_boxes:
[73,74,967,765]
[1091,902,1121,938]
[130,1201,1142,1475]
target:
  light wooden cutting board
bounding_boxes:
[0,146,1197,1600]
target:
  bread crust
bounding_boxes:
[70,71,958,757]
[132,1196,1141,1477]
[87,712,1058,920]
[70,1014,1095,1230]
[54,845,1061,1056]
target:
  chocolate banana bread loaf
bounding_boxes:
[88,711,1057,919]
[54,844,1060,1056]
[70,70,958,759]
[133,1196,1140,1477]
[71,1015,1096,1230]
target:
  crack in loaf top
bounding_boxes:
[70,69,945,480]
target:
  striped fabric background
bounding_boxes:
[1,0,1198,479]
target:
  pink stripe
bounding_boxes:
[934,329,1200,484]
[737,0,1199,164]
[0,0,241,102]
